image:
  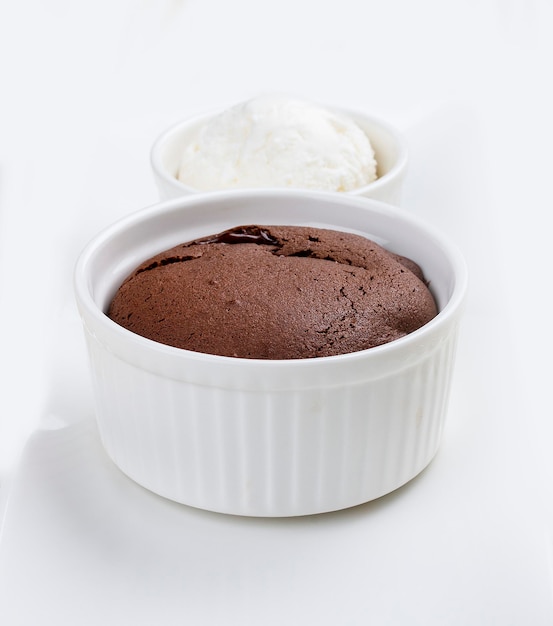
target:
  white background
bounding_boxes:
[1,1,552,624]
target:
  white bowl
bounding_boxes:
[74,190,466,517]
[150,107,408,204]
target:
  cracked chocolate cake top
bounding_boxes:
[107,224,438,359]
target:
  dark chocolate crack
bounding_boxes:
[196,225,280,246]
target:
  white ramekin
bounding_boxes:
[74,190,466,517]
[150,107,408,204]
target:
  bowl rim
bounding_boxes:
[74,189,468,373]
[149,105,409,196]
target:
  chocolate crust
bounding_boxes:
[108,225,438,359]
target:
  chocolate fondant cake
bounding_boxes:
[107,225,437,359]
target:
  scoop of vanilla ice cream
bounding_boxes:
[177,96,377,192]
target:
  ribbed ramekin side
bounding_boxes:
[84,318,461,517]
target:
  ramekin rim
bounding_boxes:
[74,189,468,370]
